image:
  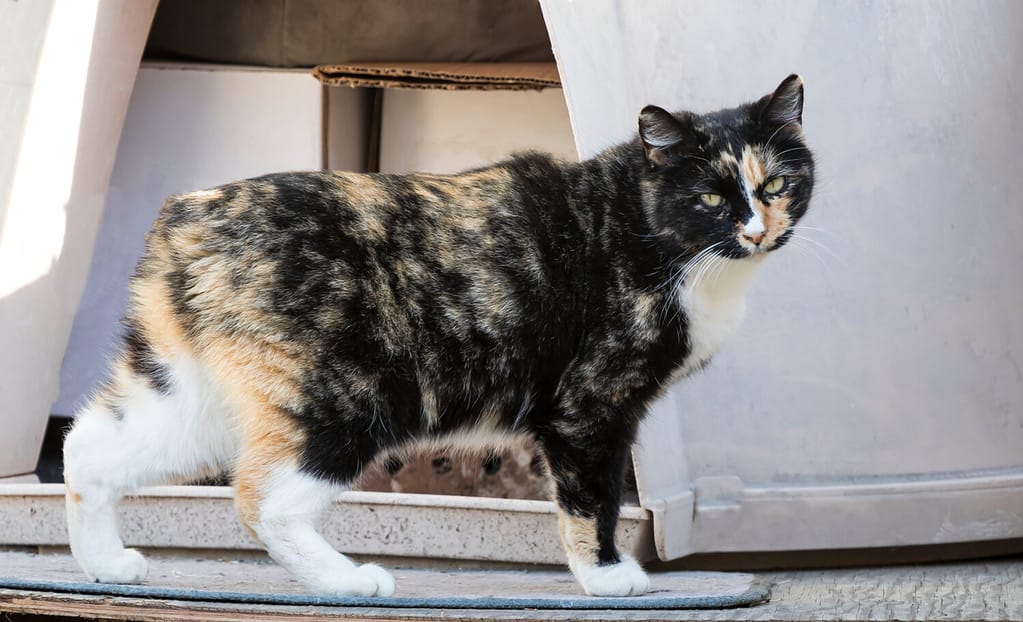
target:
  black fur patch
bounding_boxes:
[122,320,172,394]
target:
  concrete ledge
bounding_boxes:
[0,485,652,565]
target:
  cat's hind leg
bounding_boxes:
[63,332,235,584]
[232,419,395,597]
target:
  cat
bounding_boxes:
[63,74,814,598]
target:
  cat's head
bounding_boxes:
[637,74,814,262]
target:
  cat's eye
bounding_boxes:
[700,193,724,207]
[763,176,785,195]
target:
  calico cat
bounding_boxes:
[63,75,814,597]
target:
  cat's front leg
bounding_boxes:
[535,418,650,597]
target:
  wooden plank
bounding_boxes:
[0,591,342,622]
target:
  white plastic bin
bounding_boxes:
[542,0,1023,559]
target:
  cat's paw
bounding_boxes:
[575,555,651,597]
[88,548,149,584]
[357,563,396,597]
[310,563,395,597]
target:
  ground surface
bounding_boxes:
[0,551,1021,621]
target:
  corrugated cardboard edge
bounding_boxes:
[313,61,560,91]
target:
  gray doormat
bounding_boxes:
[0,552,770,610]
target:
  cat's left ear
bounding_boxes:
[638,106,693,167]
[759,74,804,127]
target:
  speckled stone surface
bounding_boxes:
[0,484,650,565]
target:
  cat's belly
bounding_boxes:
[676,256,763,377]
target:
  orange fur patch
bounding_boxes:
[228,384,306,533]
[129,276,194,362]
[740,145,767,189]
[558,511,600,566]
[761,195,793,248]
[715,150,738,176]
[200,330,306,492]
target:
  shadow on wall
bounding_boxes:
[0,0,157,478]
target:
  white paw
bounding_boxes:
[575,555,651,597]
[88,548,149,584]
[357,563,396,597]
[309,563,396,597]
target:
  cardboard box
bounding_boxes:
[316,62,576,175]
[378,87,577,174]
[54,63,370,417]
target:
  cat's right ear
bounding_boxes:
[639,106,690,167]
[759,74,804,128]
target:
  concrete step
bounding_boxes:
[0,484,651,565]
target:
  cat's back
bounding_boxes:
[136,156,576,339]
[153,171,403,254]
[152,153,568,255]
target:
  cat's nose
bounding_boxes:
[741,211,766,246]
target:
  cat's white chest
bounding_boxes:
[677,257,763,376]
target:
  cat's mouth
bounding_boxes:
[739,228,793,256]
[736,237,771,256]
[745,243,769,256]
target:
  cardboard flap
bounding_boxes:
[313,62,560,91]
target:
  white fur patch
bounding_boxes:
[739,175,757,212]
[678,256,763,375]
[64,351,236,584]
[743,210,766,237]
[570,554,651,597]
[251,467,395,597]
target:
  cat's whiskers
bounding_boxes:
[782,237,820,269]
[788,229,841,263]
[706,253,731,285]
[682,245,725,287]
[668,245,716,295]
[791,224,836,237]
[690,251,725,294]
[679,242,726,280]
[784,233,833,274]
[659,252,699,323]
[659,249,691,284]
[661,242,724,324]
